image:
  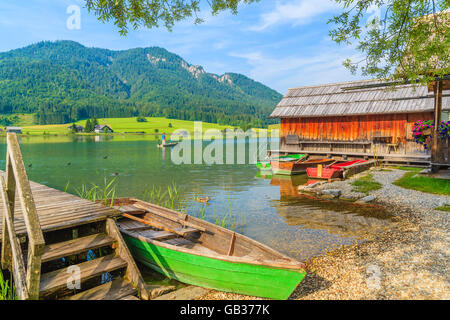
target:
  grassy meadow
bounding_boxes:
[4,115,237,136]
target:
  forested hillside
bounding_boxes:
[0,41,282,127]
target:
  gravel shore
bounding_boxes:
[198,168,450,300]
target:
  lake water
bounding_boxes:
[0,135,394,262]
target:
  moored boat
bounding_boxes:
[256,154,306,171]
[110,198,306,300]
[306,160,367,179]
[157,142,178,148]
[271,158,334,175]
[306,159,368,179]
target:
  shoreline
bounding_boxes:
[199,168,449,300]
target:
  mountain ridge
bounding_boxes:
[0,41,282,127]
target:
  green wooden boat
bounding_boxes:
[112,198,306,300]
[256,154,306,171]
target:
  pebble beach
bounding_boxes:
[199,168,450,300]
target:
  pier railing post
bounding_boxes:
[1,133,45,300]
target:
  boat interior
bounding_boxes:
[109,198,304,269]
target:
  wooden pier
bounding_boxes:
[0,133,148,300]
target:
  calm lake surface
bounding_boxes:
[0,135,394,262]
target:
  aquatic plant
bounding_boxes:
[74,175,118,207]
[0,271,17,300]
[142,182,182,210]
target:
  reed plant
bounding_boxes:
[0,270,17,300]
[142,182,182,210]
[74,176,118,207]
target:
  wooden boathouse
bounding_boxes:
[270,79,449,166]
[0,133,148,300]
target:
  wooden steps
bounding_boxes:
[36,218,149,300]
[41,234,115,263]
[0,134,148,300]
[40,254,128,296]
[66,278,137,300]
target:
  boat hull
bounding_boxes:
[256,154,305,171]
[256,161,272,171]
[271,159,334,175]
[123,235,306,300]
[306,167,343,179]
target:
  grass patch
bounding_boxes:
[0,270,17,300]
[393,172,450,196]
[435,205,450,212]
[351,173,383,194]
[390,166,422,172]
[19,117,236,135]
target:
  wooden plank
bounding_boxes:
[148,231,178,241]
[106,218,149,300]
[227,232,236,256]
[0,176,28,300]
[66,278,137,300]
[114,205,146,215]
[41,234,115,263]
[119,295,140,300]
[39,254,127,297]
[133,203,206,232]
[6,133,45,255]
[122,213,194,237]
[1,150,16,270]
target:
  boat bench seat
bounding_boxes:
[137,227,200,241]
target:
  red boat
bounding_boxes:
[306,160,368,179]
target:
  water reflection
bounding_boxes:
[270,173,394,238]
[0,136,396,261]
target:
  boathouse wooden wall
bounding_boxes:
[280,112,434,142]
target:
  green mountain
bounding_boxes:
[0,41,282,127]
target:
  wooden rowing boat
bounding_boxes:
[271,158,334,175]
[110,198,306,300]
[306,160,368,179]
[157,142,178,148]
[256,154,306,171]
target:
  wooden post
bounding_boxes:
[317,164,323,178]
[106,218,149,300]
[6,133,45,299]
[0,176,28,300]
[431,81,443,172]
[1,149,16,270]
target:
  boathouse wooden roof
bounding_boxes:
[270,79,450,118]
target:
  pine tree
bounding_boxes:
[85,119,92,132]
[92,117,99,128]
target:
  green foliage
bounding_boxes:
[84,119,92,132]
[329,1,449,83]
[84,117,99,132]
[0,271,17,300]
[85,0,258,35]
[0,41,280,128]
[75,176,118,206]
[351,173,383,194]
[137,116,148,122]
[435,204,450,212]
[142,182,182,210]
[0,114,19,126]
[70,122,77,134]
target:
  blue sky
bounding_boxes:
[0,0,368,93]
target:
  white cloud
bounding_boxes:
[249,0,339,31]
[229,48,366,93]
